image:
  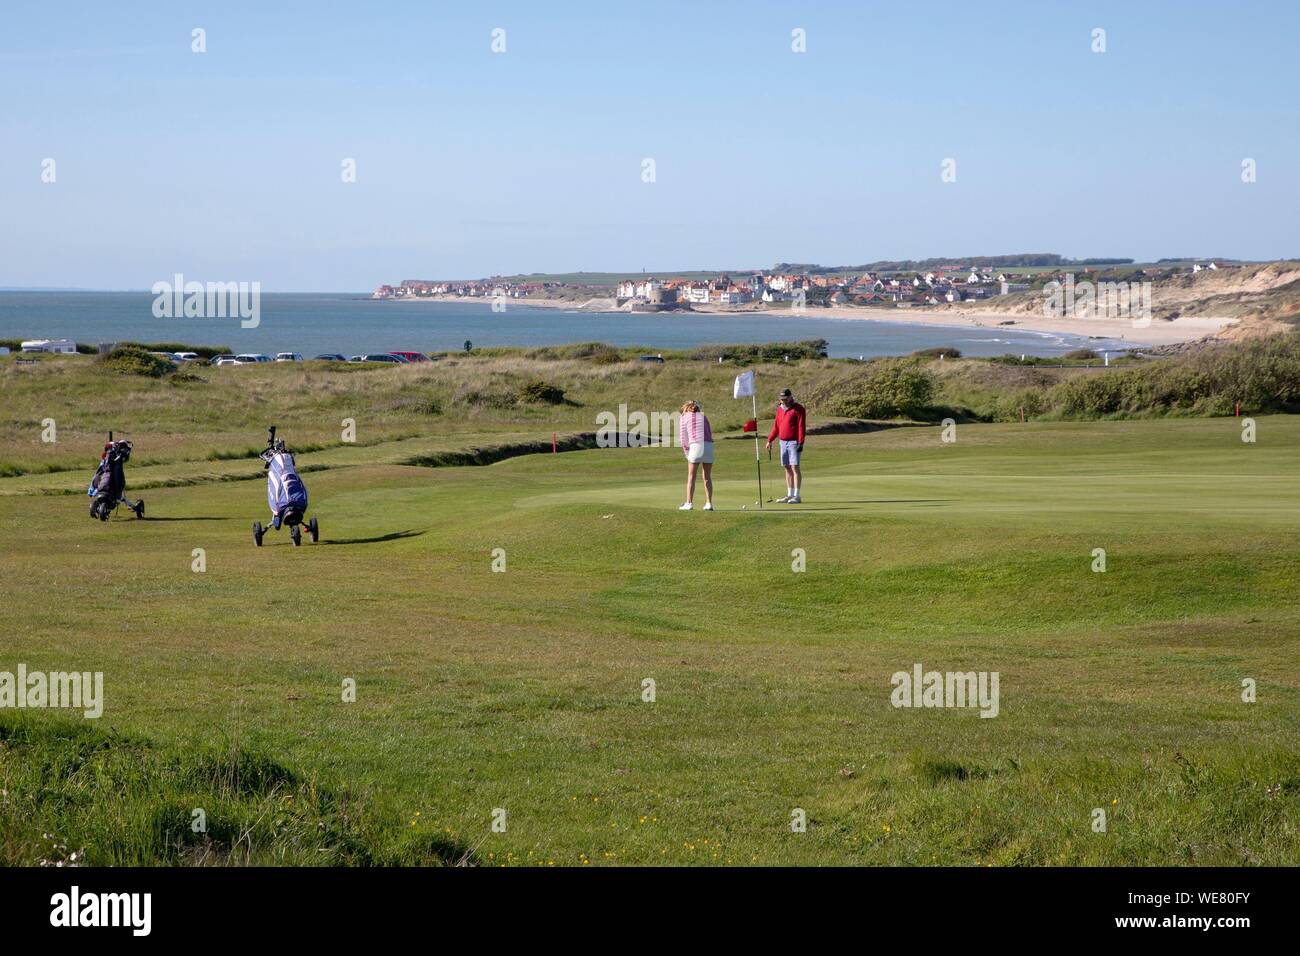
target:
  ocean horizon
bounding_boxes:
[0,291,1135,359]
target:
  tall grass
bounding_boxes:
[0,715,472,866]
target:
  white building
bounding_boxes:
[717,287,751,304]
[21,338,77,353]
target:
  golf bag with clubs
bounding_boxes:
[88,432,145,521]
[253,426,318,547]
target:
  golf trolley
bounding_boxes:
[253,426,318,547]
[88,431,145,521]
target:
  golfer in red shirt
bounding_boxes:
[765,388,806,503]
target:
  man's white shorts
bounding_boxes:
[779,439,801,466]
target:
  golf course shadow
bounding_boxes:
[739,499,956,513]
[320,529,426,546]
[753,506,858,512]
[838,499,954,504]
[137,516,231,522]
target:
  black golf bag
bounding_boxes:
[88,434,144,521]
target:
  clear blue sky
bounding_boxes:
[2,0,1296,290]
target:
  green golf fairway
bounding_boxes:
[1,412,1296,865]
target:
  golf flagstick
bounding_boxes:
[733,368,762,509]
[753,391,762,509]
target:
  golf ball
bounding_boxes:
[741,505,746,510]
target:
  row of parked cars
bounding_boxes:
[186,351,435,366]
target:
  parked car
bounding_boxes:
[233,353,271,364]
[352,353,404,363]
[173,351,200,363]
[311,353,348,362]
[211,355,238,366]
[149,351,179,363]
[389,351,430,363]
[274,352,304,362]
[638,354,665,363]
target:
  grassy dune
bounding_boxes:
[0,352,833,480]
[0,356,1296,865]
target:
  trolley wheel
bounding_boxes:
[133,500,145,519]
[253,521,264,547]
[308,517,319,543]
[290,524,302,547]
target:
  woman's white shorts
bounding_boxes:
[686,441,714,464]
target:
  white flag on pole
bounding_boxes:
[733,369,755,399]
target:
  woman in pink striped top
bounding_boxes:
[678,400,714,511]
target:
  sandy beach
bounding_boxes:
[399,295,1237,347]
[803,306,1236,347]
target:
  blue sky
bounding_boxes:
[2,0,1296,290]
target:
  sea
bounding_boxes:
[0,292,1140,359]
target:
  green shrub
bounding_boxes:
[1200,337,1300,409]
[911,347,962,360]
[831,360,936,419]
[453,384,517,409]
[689,339,829,363]
[98,345,175,378]
[987,353,1081,367]
[518,380,566,405]
[1044,334,1300,418]
[93,341,230,359]
[1050,373,1129,416]
[1148,366,1214,409]
[990,387,1051,421]
[514,342,629,363]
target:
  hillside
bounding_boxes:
[942,262,1300,340]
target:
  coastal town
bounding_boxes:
[372,261,1220,311]
[372,268,1029,308]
